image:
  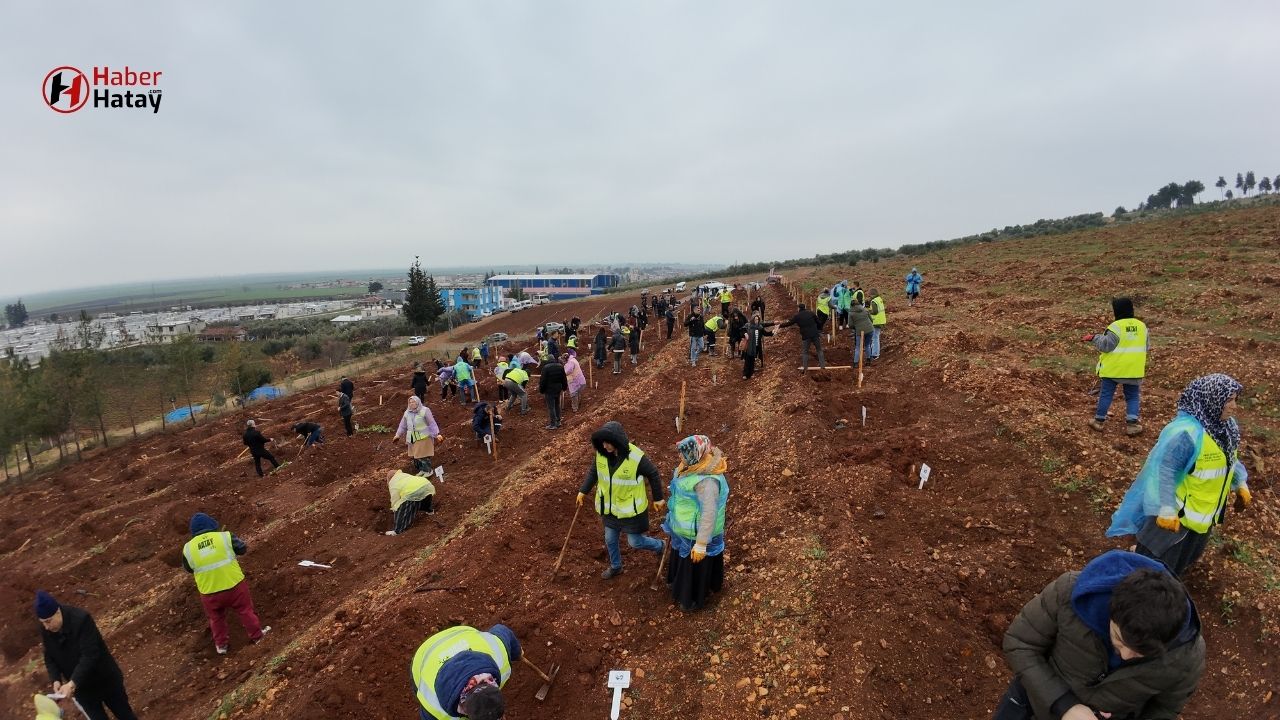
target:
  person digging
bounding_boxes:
[182,512,270,655]
[411,624,521,720]
[385,468,436,536]
[577,421,667,579]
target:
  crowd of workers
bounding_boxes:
[26,265,1264,720]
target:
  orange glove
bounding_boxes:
[691,543,707,563]
[1238,487,1252,506]
[576,492,585,506]
[652,499,667,513]
[1156,515,1181,532]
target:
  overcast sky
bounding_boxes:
[2,1,1278,297]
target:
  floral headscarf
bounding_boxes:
[675,435,727,477]
[1177,373,1242,460]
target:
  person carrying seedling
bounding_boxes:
[182,513,271,655]
[1083,297,1148,436]
[577,421,667,579]
[994,550,1203,720]
[1106,373,1253,576]
[292,421,324,447]
[35,590,138,720]
[411,624,521,720]
[395,395,443,475]
[867,287,887,361]
[662,435,730,612]
[385,468,436,536]
[242,420,279,476]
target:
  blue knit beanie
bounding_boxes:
[34,590,60,620]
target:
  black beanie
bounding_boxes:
[462,684,505,719]
[1112,297,1135,320]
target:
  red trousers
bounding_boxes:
[199,579,263,648]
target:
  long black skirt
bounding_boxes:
[666,551,725,611]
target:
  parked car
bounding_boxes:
[531,296,550,305]
[544,321,566,334]
[480,309,493,317]
[407,336,425,345]
[674,281,687,291]
[509,302,523,313]
[485,332,509,344]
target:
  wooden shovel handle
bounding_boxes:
[520,654,552,681]
[551,503,583,575]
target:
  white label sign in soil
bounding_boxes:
[607,669,632,719]
[918,463,932,490]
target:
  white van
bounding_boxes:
[674,281,687,292]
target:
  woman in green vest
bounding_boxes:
[1085,297,1148,436]
[1107,374,1252,575]
[662,435,730,611]
[577,421,667,579]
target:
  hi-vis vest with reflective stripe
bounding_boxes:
[406,409,431,443]
[869,296,886,326]
[816,296,831,316]
[705,316,723,333]
[719,290,733,303]
[183,531,245,595]
[1096,319,1147,379]
[1175,424,1236,534]
[567,335,577,349]
[595,444,648,518]
[454,362,473,382]
[504,367,529,385]
[667,473,728,540]
[412,626,512,720]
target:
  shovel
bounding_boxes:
[520,654,561,701]
[297,560,333,569]
[650,539,670,590]
[551,503,582,578]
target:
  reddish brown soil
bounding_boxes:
[2,207,1278,719]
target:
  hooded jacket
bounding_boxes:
[539,359,567,395]
[181,513,248,572]
[578,422,665,531]
[848,303,875,335]
[1003,550,1204,720]
[339,377,355,399]
[411,370,429,397]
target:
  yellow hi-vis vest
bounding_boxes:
[405,409,431,443]
[183,531,245,595]
[412,626,512,720]
[704,316,723,333]
[869,296,886,326]
[1097,319,1147,379]
[816,296,831,316]
[595,444,648,518]
[567,335,577,349]
[719,289,733,304]
[1175,429,1236,533]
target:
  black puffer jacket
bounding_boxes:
[539,360,567,395]
[41,605,124,691]
[578,422,664,532]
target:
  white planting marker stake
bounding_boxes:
[861,406,867,427]
[297,560,332,569]
[918,463,932,490]
[607,669,631,719]
[483,434,493,455]
[434,465,445,483]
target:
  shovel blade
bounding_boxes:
[534,664,560,701]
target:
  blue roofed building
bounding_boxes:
[440,285,505,319]
[485,273,620,300]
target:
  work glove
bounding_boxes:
[435,435,444,443]
[576,492,585,506]
[1081,334,1095,342]
[653,499,667,513]
[1155,515,1181,532]
[1234,487,1252,512]
[691,543,707,563]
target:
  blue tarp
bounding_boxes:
[165,404,205,423]
[245,385,285,401]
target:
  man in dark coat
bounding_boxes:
[337,391,355,436]
[779,303,825,371]
[37,591,138,720]
[593,327,608,369]
[538,356,568,430]
[685,309,705,367]
[339,375,355,400]
[995,550,1204,720]
[242,420,279,476]
[743,314,775,379]
[293,421,324,447]
[577,421,666,579]
[665,306,676,339]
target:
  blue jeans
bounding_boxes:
[1095,378,1140,421]
[870,326,883,358]
[305,429,324,446]
[852,331,873,364]
[603,525,664,569]
[689,337,701,365]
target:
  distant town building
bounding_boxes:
[486,273,619,300]
[146,319,206,343]
[440,285,504,319]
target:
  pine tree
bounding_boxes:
[423,274,445,322]
[1261,176,1274,194]
[1215,176,1227,198]
[1235,173,1245,195]
[403,257,432,329]
[1244,171,1256,195]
